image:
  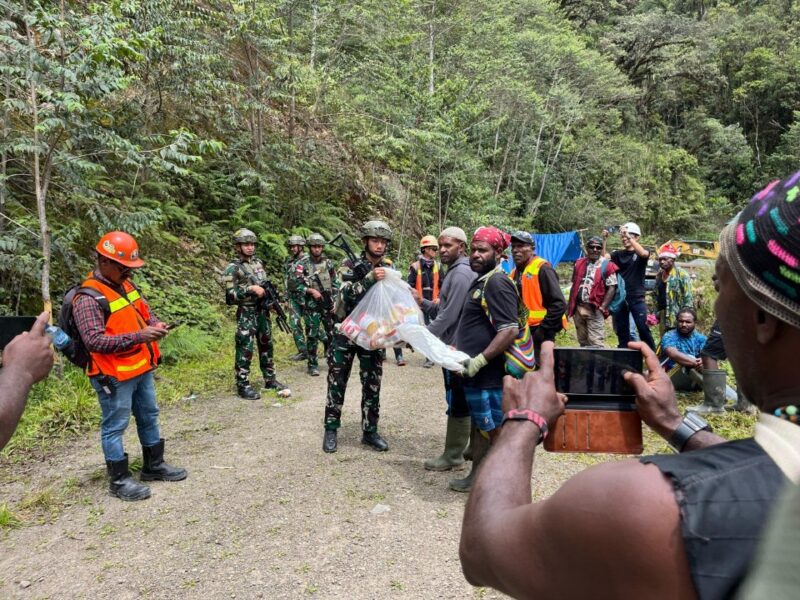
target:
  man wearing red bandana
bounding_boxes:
[450,227,519,492]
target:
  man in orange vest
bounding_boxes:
[73,232,187,501]
[509,231,566,354]
[407,235,445,368]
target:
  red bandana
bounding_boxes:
[472,227,509,253]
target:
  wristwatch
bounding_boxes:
[668,411,712,453]
[502,409,548,445]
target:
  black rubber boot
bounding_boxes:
[141,439,188,482]
[289,352,308,362]
[237,383,261,400]
[362,431,389,452]
[106,455,151,501]
[323,429,338,453]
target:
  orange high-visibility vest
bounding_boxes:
[412,260,440,300]
[80,276,160,381]
[510,257,567,328]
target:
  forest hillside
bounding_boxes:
[3,0,799,316]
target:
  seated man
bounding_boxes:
[460,172,800,600]
[659,307,706,390]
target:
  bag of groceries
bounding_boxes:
[339,269,469,371]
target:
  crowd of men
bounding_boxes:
[2,171,798,598]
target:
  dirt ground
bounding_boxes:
[0,353,600,600]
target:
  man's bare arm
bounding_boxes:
[0,312,54,450]
[481,326,519,361]
[625,342,726,450]
[664,346,702,369]
[461,345,697,598]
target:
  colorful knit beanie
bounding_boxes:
[720,171,800,328]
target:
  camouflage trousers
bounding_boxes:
[288,296,307,355]
[235,306,275,386]
[303,306,335,369]
[325,333,383,432]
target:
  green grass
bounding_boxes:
[1,322,242,461]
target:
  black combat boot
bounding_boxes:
[362,431,389,452]
[237,383,261,400]
[141,439,188,482]
[307,366,320,377]
[264,379,288,392]
[289,352,307,362]
[323,429,338,453]
[106,455,151,501]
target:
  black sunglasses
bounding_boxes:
[586,245,602,250]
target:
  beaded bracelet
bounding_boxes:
[773,405,799,423]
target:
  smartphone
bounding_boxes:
[606,225,619,234]
[166,321,182,330]
[554,348,642,410]
[0,316,37,352]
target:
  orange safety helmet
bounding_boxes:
[95,231,145,268]
[419,235,439,250]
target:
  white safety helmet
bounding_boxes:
[622,222,642,237]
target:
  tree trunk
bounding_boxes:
[310,0,318,70]
[26,19,52,316]
[428,0,435,96]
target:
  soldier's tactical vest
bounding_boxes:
[309,259,333,291]
[285,254,304,294]
[80,276,161,381]
[234,258,267,306]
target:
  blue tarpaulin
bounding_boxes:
[501,231,584,272]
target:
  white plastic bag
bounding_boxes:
[339,269,469,371]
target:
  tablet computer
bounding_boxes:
[0,316,38,352]
[554,348,642,411]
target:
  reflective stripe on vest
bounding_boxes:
[413,260,440,300]
[80,276,160,382]
[510,257,562,327]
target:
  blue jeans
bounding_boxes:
[464,386,504,432]
[613,296,655,351]
[91,371,161,462]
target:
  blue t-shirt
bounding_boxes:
[660,329,708,369]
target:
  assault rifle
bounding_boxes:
[248,274,291,334]
[311,272,335,313]
[328,233,371,282]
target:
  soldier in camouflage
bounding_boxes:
[292,233,339,377]
[223,229,289,400]
[284,234,308,361]
[323,220,393,454]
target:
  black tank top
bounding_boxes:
[641,439,787,600]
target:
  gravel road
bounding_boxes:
[0,353,600,599]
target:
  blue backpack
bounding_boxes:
[601,259,626,314]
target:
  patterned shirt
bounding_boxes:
[660,328,707,370]
[72,272,158,354]
[659,266,694,329]
[578,259,618,304]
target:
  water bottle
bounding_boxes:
[45,325,72,351]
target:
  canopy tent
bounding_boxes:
[501,230,584,272]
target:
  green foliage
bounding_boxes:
[1,325,233,459]
[2,0,799,315]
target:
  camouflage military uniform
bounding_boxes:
[223,256,276,387]
[284,253,307,356]
[324,253,389,433]
[293,255,339,369]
